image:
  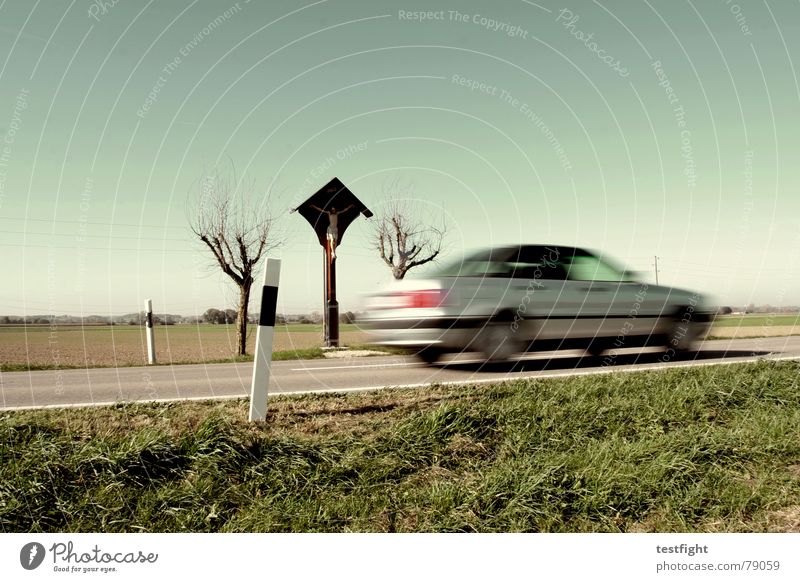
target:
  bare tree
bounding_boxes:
[372,179,446,279]
[188,164,282,356]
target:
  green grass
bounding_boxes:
[2,360,799,533]
[712,314,800,327]
[0,350,312,372]
[277,323,360,333]
[271,348,325,361]
[706,333,800,341]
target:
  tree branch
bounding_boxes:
[371,179,447,280]
[188,164,284,354]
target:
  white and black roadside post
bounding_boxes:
[145,299,156,365]
[249,258,281,422]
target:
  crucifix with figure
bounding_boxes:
[292,177,372,347]
[308,203,354,260]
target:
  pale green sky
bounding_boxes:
[1,0,799,316]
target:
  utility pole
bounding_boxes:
[653,255,660,285]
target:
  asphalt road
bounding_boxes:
[1,336,799,411]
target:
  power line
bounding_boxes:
[0,230,190,242]
[0,241,381,258]
[0,216,186,230]
[653,255,660,285]
[0,242,199,253]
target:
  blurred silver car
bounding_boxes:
[363,245,714,363]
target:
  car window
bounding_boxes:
[433,247,570,279]
[503,246,567,280]
[563,255,631,282]
[467,261,512,277]
[507,261,567,280]
[433,259,502,277]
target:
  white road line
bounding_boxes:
[291,361,418,371]
[291,353,581,371]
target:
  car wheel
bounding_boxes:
[475,318,520,362]
[416,347,443,365]
[586,341,607,357]
[664,306,697,353]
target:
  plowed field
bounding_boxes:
[0,324,368,368]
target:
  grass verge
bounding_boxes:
[711,314,800,327]
[2,360,799,533]
[706,333,800,341]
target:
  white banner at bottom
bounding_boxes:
[1,533,798,581]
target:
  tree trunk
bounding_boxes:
[236,284,250,356]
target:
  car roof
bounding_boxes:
[467,245,591,260]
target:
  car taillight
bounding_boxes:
[399,289,448,309]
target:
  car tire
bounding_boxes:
[475,316,521,362]
[664,306,697,353]
[586,340,607,357]
[416,347,443,365]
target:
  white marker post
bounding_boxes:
[249,258,281,421]
[145,299,156,365]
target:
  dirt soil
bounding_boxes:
[3,323,797,369]
[0,325,369,368]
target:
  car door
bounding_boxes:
[557,251,644,341]
[452,246,563,344]
[501,246,568,343]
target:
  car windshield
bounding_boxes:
[561,254,635,282]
